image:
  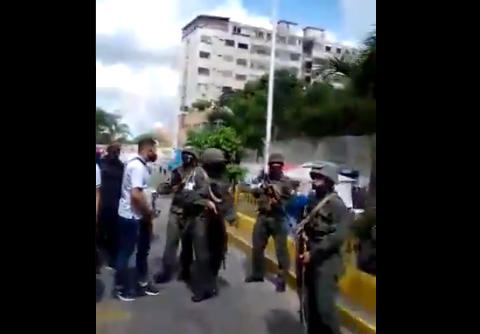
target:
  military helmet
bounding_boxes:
[310,162,339,184]
[182,146,198,159]
[268,153,285,164]
[202,148,226,163]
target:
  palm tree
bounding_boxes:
[96,107,131,144]
[323,29,376,209]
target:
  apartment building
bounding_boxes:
[176,110,210,146]
[179,14,357,109]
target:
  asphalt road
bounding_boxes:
[96,197,306,334]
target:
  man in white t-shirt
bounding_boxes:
[115,137,160,301]
[96,163,101,220]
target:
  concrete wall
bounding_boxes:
[244,136,373,177]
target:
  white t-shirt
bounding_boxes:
[96,164,101,188]
[118,155,149,220]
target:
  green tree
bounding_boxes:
[209,29,377,240]
[205,69,305,158]
[96,107,132,144]
[322,29,376,209]
[186,126,247,183]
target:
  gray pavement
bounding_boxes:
[96,197,306,334]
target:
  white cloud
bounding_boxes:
[96,0,372,137]
[96,0,273,136]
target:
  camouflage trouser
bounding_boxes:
[251,215,290,279]
[303,262,342,334]
[190,216,217,295]
[207,216,227,277]
[162,211,193,272]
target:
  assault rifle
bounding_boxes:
[197,168,237,270]
[295,193,335,327]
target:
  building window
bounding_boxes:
[290,53,301,61]
[325,46,332,52]
[251,61,268,71]
[336,48,342,54]
[237,43,249,50]
[200,35,212,44]
[225,39,235,47]
[288,36,297,46]
[256,31,265,39]
[221,70,233,77]
[222,86,233,93]
[235,74,247,81]
[236,58,248,66]
[233,26,242,34]
[223,55,234,62]
[276,36,287,44]
[198,67,210,76]
[253,46,269,56]
[199,51,210,59]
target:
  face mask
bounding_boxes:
[312,178,333,197]
[203,162,225,177]
[182,153,193,165]
[268,164,283,179]
[112,150,121,159]
[148,153,158,163]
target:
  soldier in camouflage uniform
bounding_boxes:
[298,163,353,334]
[154,148,198,284]
[182,148,237,303]
[244,153,294,292]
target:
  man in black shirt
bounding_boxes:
[98,143,124,268]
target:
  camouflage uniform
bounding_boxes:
[155,148,197,283]
[183,148,236,303]
[299,163,353,334]
[244,153,294,292]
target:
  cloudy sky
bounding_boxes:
[96,0,376,136]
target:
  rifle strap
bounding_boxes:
[195,167,222,203]
[295,193,336,236]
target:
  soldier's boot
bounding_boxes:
[275,274,286,292]
[191,289,218,303]
[177,267,191,282]
[245,243,266,283]
[154,265,174,284]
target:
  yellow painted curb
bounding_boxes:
[226,215,376,334]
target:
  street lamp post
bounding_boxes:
[264,0,278,174]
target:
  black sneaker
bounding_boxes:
[275,279,286,292]
[137,282,160,296]
[115,287,135,302]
